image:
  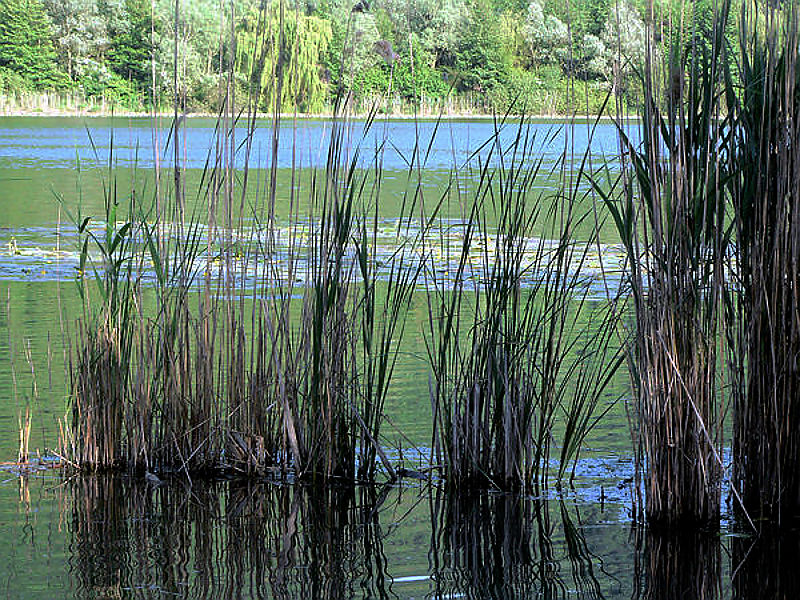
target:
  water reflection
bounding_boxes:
[68,477,396,599]
[428,489,606,599]
[11,474,800,598]
[732,528,800,600]
[635,529,721,600]
[63,477,623,599]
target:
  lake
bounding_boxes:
[0,116,783,598]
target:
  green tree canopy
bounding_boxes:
[0,0,63,89]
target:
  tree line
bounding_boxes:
[0,0,719,114]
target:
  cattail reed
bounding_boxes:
[65,0,417,482]
[728,2,800,523]
[426,119,621,492]
[605,1,731,525]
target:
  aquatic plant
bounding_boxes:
[727,1,800,524]
[426,116,622,492]
[62,0,423,482]
[599,0,732,525]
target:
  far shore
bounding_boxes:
[0,107,627,123]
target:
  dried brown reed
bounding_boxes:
[602,0,731,525]
[728,1,800,524]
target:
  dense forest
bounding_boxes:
[0,0,720,114]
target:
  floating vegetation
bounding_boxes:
[0,220,628,297]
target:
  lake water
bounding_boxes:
[0,116,787,598]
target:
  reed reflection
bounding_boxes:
[68,476,396,599]
[732,528,800,600]
[634,529,721,600]
[428,489,606,599]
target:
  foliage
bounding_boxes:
[0,0,64,90]
[453,0,511,92]
[44,0,108,80]
[376,0,468,66]
[490,65,610,114]
[602,1,646,73]
[355,46,449,103]
[524,0,570,67]
[237,4,333,113]
[106,0,154,93]
[0,0,730,113]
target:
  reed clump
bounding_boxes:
[602,0,731,526]
[728,1,800,523]
[63,94,419,483]
[57,0,431,482]
[59,0,628,495]
[66,188,141,470]
[426,119,622,492]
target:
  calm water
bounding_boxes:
[0,116,784,598]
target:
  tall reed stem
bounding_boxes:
[604,0,731,525]
[729,2,800,523]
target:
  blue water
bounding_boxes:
[0,116,628,172]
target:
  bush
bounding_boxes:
[78,62,142,109]
[489,66,611,115]
[354,49,449,103]
[0,66,28,95]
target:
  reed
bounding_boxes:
[268,110,418,482]
[426,117,622,492]
[60,0,630,491]
[63,0,420,482]
[66,162,141,470]
[600,0,731,525]
[727,1,800,523]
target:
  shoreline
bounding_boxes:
[0,108,626,123]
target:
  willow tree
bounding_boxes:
[237,4,332,113]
